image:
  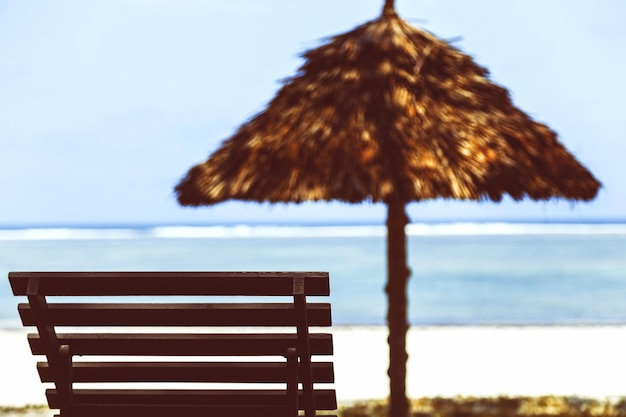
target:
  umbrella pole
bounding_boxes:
[386,200,411,417]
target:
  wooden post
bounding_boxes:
[294,277,315,417]
[58,345,74,417]
[286,347,299,417]
[386,200,410,417]
[383,0,396,15]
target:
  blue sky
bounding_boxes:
[1,0,624,226]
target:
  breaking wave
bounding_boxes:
[1,222,625,241]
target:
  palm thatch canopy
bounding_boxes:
[176,4,601,416]
[176,4,600,206]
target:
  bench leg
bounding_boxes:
[58,345,73,417]
[294,282,315,417]
[286,347,299,417]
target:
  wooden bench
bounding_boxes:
[9,271,337,417]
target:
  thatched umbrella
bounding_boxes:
[175,1,601,416]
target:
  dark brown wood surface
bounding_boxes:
[10,271,330,296]
[46,389,338,408]
[37,361,335,383]
[11,271,336,417]
[28,333,333,356]
[19,302,332,326]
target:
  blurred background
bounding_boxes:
[1,0,623,226]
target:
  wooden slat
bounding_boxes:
[51,404,337,417]
[29,333,334,356]
[9,272,330,296]
[57,404,300,417]
[47,389,338,410]
[37,361,335,383]
[19,303,332,327]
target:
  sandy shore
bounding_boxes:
[2,325,626,408]
[334,325,626,402]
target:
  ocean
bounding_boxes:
[1,222,626,327]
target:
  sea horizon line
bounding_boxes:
[1,220,626,240]
[2,217,626,230]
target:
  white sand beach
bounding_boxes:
[335,325,626,402]
[2,325,626,408]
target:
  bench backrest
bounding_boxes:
[10,271,336,417]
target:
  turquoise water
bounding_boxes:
[1,223,625,326]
